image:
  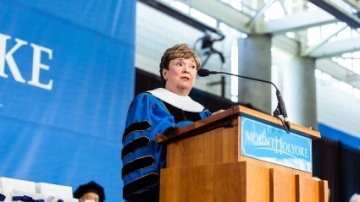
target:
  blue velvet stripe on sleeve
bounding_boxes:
[121,92,212,199]
[122,93,175,198]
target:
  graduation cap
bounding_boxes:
[73,181,105,202]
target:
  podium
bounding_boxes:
[157,105,328,202]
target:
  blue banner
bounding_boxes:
[0,1,135,201]
[318,123,360,150]
[241,116,312,173]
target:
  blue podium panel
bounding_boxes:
[241,116,312,173]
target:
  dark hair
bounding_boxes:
[73,181,105,202]
[159,43,201,86]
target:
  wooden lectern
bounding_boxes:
[157,105,328,202]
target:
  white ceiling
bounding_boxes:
[154,0,360,89]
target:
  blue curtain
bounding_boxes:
[0,1,136,201]
[313,123,360,202]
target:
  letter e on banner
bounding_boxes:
[28,43,53,90]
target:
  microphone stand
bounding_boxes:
[200,70,291,133]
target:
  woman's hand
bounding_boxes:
[212,109,225,116]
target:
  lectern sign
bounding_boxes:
[240,116,312,173]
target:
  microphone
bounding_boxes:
[198,68,290,132]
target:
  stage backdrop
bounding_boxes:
[0,0,135,201]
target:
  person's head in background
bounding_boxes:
[349,193,360,202]
[73,181,105,202]
[159,43,201,96]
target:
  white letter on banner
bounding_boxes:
[28,43,53,90]
[0,33,27,83]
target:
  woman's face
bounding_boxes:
[162,57,197,96]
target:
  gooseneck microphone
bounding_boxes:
[198,68,290,132]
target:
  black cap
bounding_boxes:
[73,181,105,202]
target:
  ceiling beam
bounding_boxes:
[316,59,360,88]
[306,37,360,58]
[141,0,218,32]
[302,25,347,56]
[343,0,360,10]
[309,0,360,28]
[258,9,337,34]
[246,0,277,29]
[183,0,252,33]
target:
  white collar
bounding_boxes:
[147,88,204,112]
